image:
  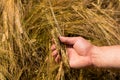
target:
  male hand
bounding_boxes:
[51,36,95,68]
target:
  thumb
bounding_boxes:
[59,36,79,45]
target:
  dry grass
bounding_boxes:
[0,0,120,80]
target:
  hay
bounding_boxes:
[0,0,120,80]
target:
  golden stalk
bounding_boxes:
[48,0,69,67]
[49,0,70,79]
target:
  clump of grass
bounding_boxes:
[0,0,39,80]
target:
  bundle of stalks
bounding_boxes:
[49,0,70,79]
[0,0,120,80]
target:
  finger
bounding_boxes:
[52,50,58,58]
[51,44,56,51]
[55,55,61,63]
[51,38,54,42]
[51,38,55,44]
[59,36,80,45]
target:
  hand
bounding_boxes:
[51,36,95,68]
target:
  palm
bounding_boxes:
[67,46,91,68]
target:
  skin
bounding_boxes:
[51,36,120,68]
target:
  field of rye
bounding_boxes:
[0,0,120,80]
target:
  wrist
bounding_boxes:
[91,45,120,68]
[90,46,102,67]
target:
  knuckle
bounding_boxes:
[64,39,68,42]
[78,37,83,40]
[51,45,56,50]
